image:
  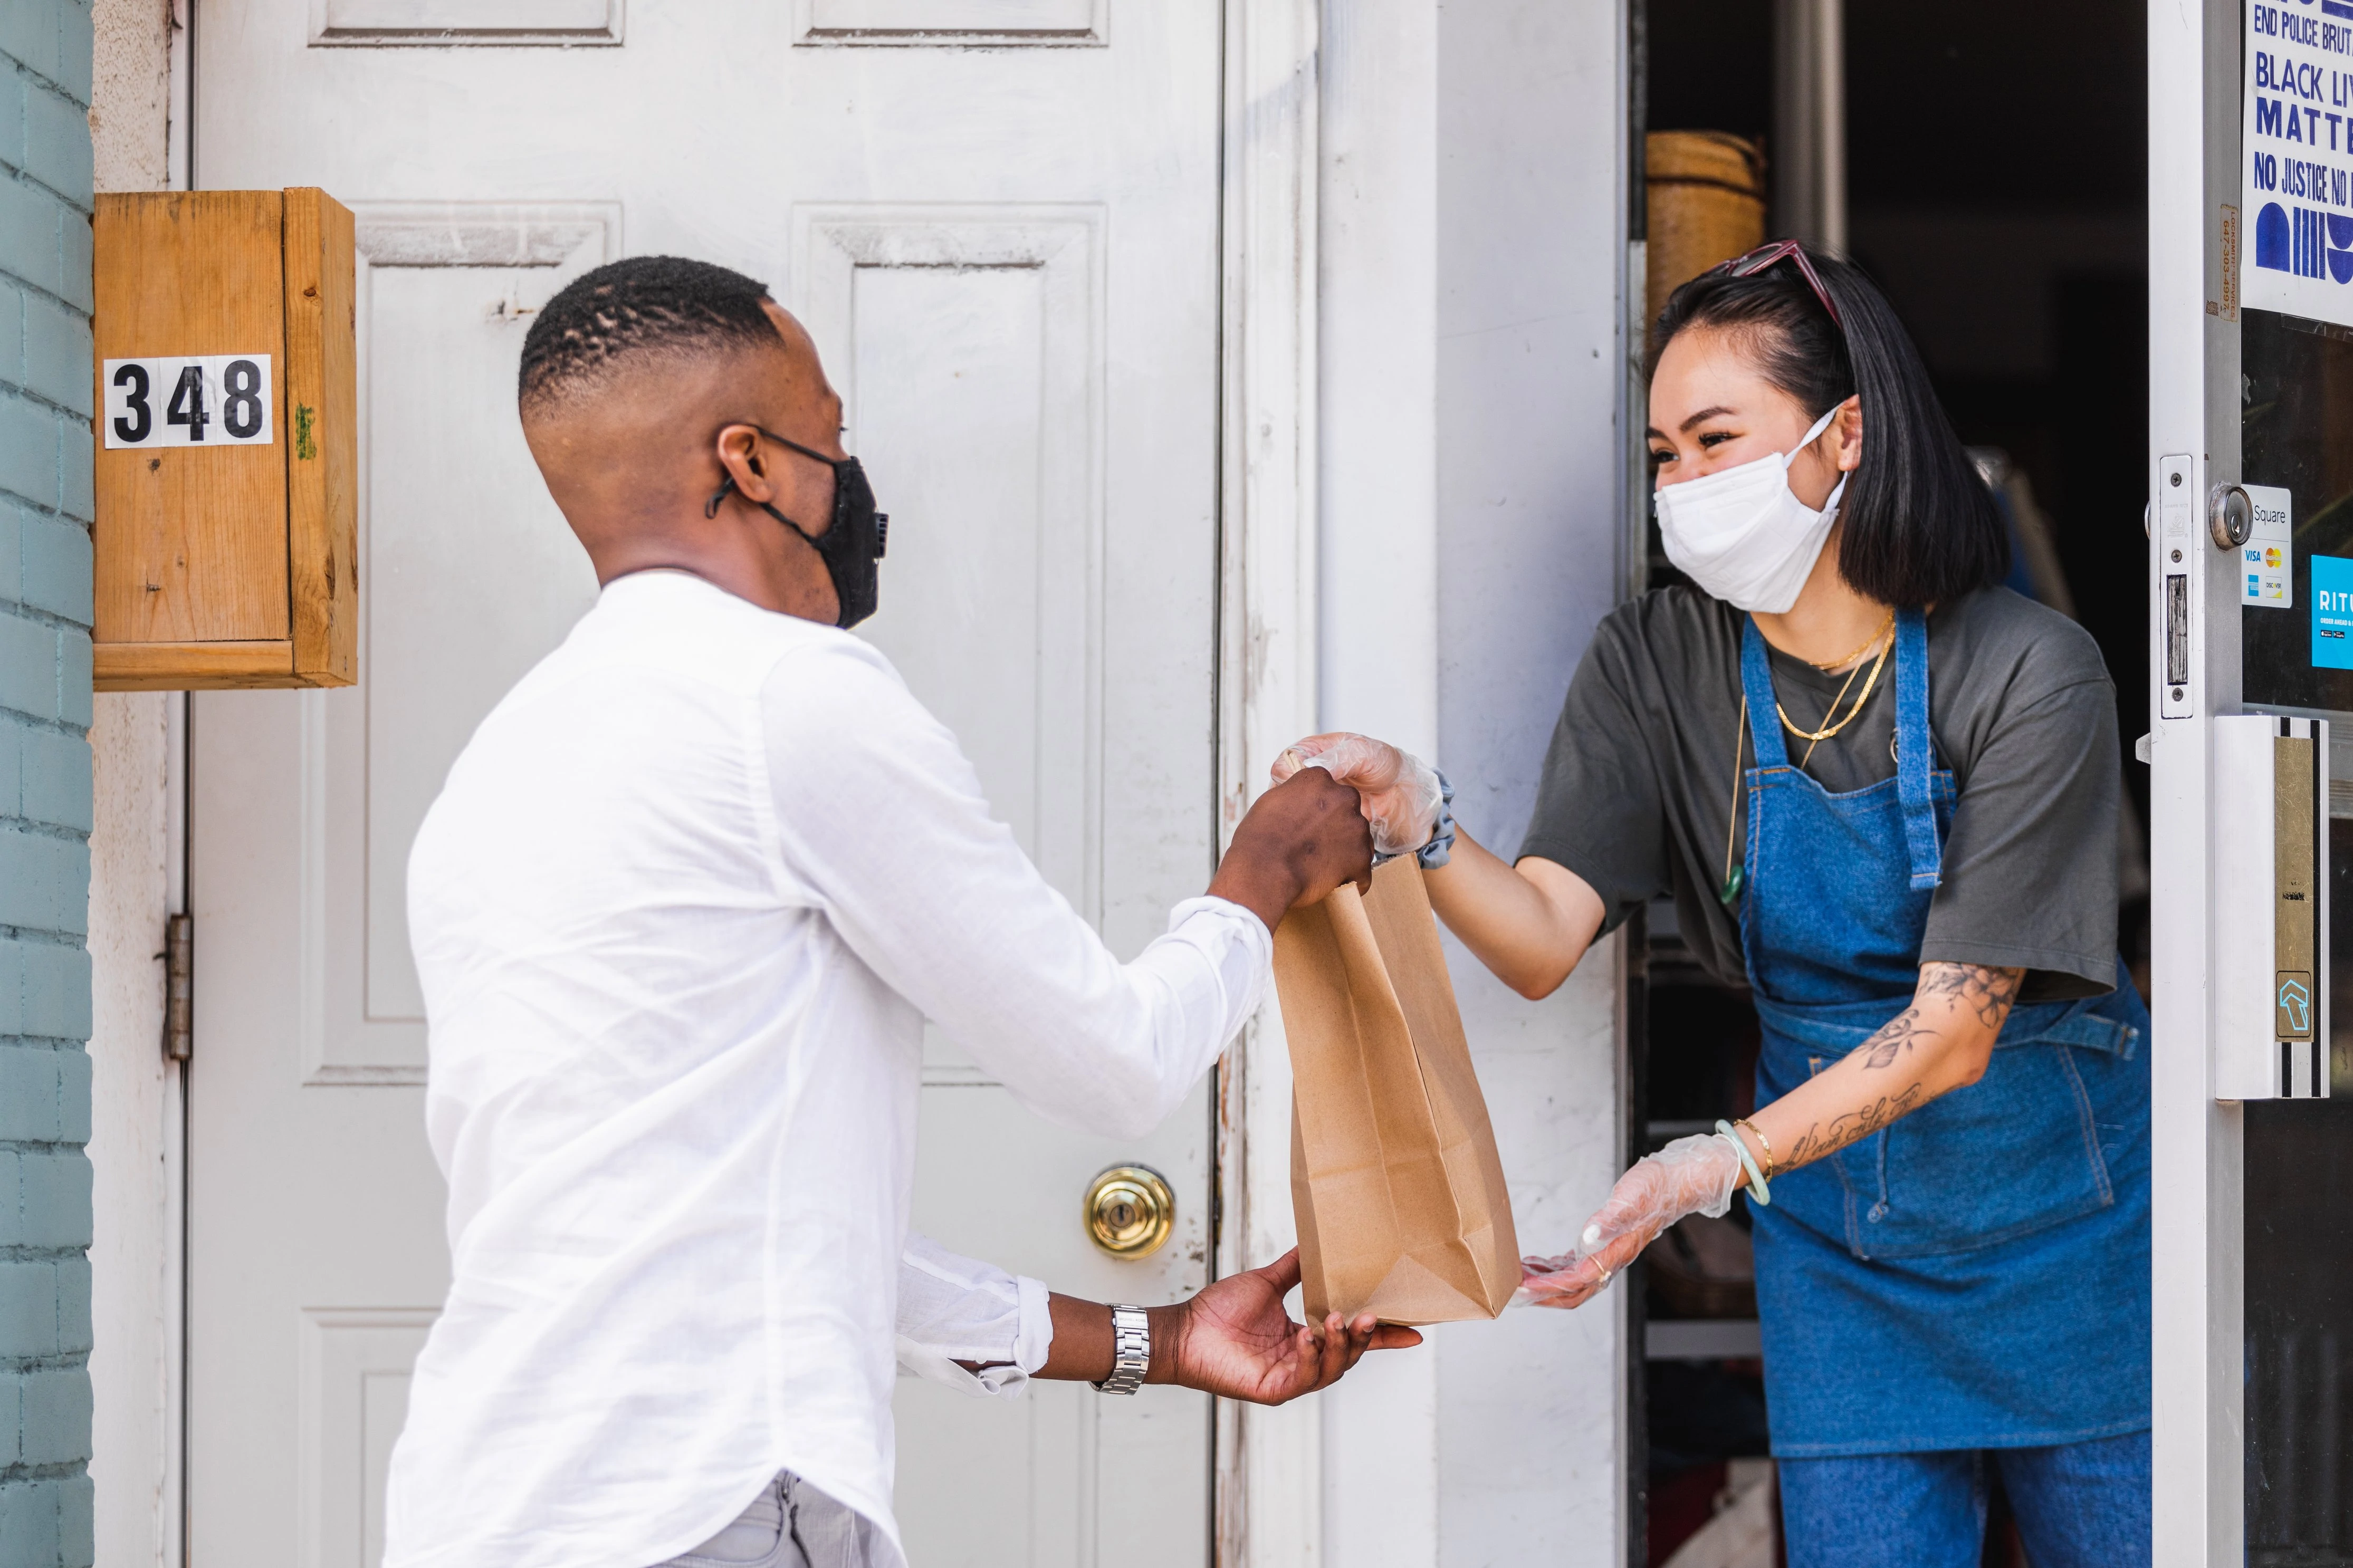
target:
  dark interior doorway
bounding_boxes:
[1843,0,2151,982]
[1633,2,2148,1564]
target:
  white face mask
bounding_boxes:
[1653,404,1848,614]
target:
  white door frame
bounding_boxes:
[2146,0,2246,1560]
[1213,0,1322,1561]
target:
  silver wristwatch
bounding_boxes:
[1092,1305,1151,1395]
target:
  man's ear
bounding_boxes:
[713,423,780,505]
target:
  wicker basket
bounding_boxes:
[1644,131,1768,352]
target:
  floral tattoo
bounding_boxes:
[1915,961,2024,1032]
[1776,963,2023,1168]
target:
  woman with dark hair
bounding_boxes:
[1277,243,2149,1566]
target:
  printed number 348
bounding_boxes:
[111,358,266,444]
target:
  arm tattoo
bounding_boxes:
[1915,961,2025,1032]
[1781,1082,1928,1167]
[1857,1005,1938,1070]
[1771,964,2025,1173]
[1848,965,2024,1073]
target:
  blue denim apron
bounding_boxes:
[1737,610,2151,1456]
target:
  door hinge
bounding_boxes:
[163,912,192,1062]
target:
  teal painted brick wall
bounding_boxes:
[0,2,92,1566]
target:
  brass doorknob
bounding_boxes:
[1084,1165,1174,1258]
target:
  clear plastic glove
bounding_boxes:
[1515,1133,1745,1311]
[1270,733,1445,860]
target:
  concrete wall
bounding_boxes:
[0,3,98,1565]
[84,6,174,1566]
[88,0,165,196]
[1316,0,1631,1562]
[79,690,166,1568]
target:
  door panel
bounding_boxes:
[898,1082,1212,1568]
[191,8,1221,1565]
[822,209,1104,905]
[327,208,613,1086]
[358,246,607,1029]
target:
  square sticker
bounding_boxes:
[2244,484,2293,608]
[2314,554,2353,668]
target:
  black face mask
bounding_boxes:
[705,426,888,629]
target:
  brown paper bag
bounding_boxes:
[1274,856,1519,1325]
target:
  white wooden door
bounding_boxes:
[188,6,1223,1565]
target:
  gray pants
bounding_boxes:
[651,1471,884,1568]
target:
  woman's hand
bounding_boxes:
[1271,733,1445,859]
[1272,733,1606,999]
[1519,1133,1745,1310]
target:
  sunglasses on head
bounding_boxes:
[1704,240,1843,330]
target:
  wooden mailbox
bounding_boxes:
[92,189,357,690]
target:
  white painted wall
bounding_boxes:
[1315,1,1443,1559]
[1318,0,1438,758]
[1314,0,1632,1564]
[87,4,179,1564]
[1430,0,1633,1550]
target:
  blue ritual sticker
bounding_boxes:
[2315,554,2353,669]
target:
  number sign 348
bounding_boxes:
[103,354,273,449]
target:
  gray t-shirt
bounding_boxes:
[1518,584,2120,1001]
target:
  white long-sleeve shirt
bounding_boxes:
[382,571,1269,1568]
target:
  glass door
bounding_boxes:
[2151,0,2353,1559]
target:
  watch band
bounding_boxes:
[1415,768,1457,870]
[1092,1305,1151,1395]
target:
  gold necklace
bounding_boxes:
[1807,609,1896,672]
[1778,623,1891,748]
[1723,614,1899,908]
[1795,654,1869,769]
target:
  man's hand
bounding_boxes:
[1152,1249,1421,1404]
[1208,769,1374,931]
[1031,1250,1419,1400]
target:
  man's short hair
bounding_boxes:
[519,256,785,412]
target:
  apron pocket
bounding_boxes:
[1843,1041,2115,1260]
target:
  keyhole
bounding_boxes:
[1108,1201,1135,1228]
